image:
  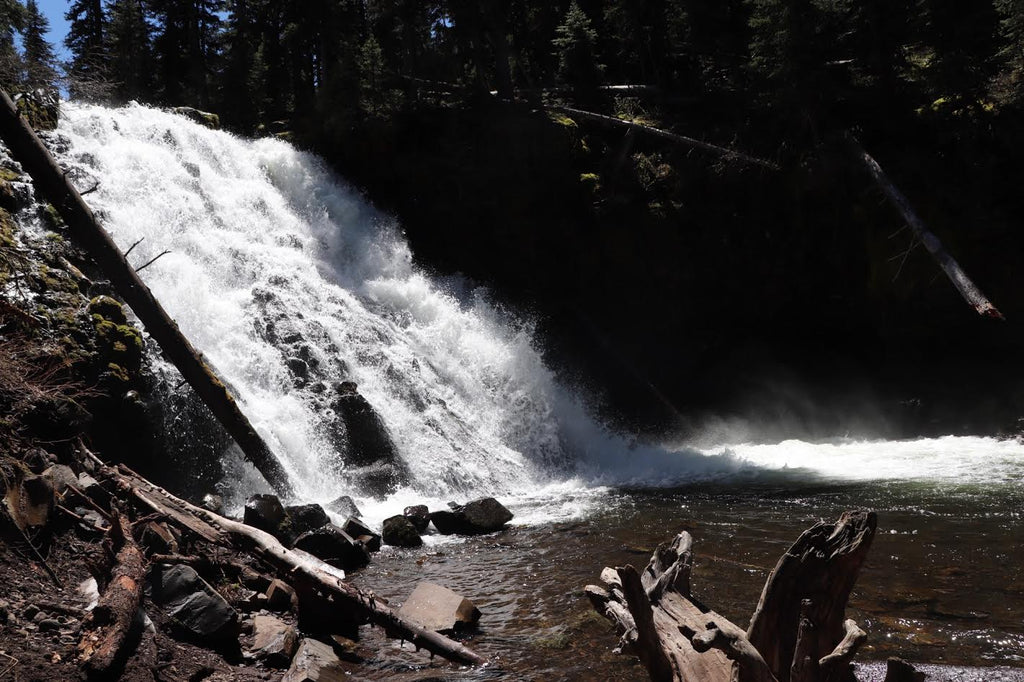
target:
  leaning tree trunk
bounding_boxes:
[587,511,878,682]
[0,88,294,496]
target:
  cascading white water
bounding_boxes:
[49,102,1024,524]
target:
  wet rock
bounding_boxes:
[285,357,308,379]
[326,495,361,518]
[430,497,513,535]
[148,564,239,645]
[382,515,423,548]
[885,658,925,682]
[252,614,298,667]
[343,462,408,500]
[283,504,331,544]
[13,89,59,130]
[341,517,381,552]
[170,106,221,130]
[397,582,480,633]
[266,579,297,612]
[332,382,409,496]
[88,295,128,325]
[244,494,285,536]
[403,505,430,533]
[201,493,223,514]
[292,524,370,571]
[42,464,78,495]
[282,638,345,682]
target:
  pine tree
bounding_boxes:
[919,0,999,108]
[150,0,223,107]
[66,0,110,98]
[21,0,57,89]
[0,0,25,89]
[552,1,603,100]
[107,0,154,102]
[995,0,1024,104]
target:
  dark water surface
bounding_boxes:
[348,480,1024,680]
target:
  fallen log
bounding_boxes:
[850,136,1003,320]
[83,453,486,667]
[0,88,294,496]
[587,510,877,682]
[77,508,146,678]
[548,104,780,171]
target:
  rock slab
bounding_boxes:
[397,582,480,634]
[252,614,298,667]
[283,637,347,682]
[148,564,238,644]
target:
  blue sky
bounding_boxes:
[35,0,71,60]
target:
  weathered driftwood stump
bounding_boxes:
[586,510,877,682]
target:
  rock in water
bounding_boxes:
[283,503,332,544]
[283,638,346,682]
[341,517,381,552]
[382,515,423,548]
[252,614,298,667]
[332,381,410,497]
[429,497,514,535]
[403,505,430,533]
[292,524,370,570]
[398,582,481,633]
[148,564,238,645]
[326,495,362,519]
[244,494,285,536]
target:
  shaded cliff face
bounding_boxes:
[312,101,1024,439]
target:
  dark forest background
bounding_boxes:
[3,0,1024,440]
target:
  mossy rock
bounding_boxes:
[13,90,59,131]
[170,106,221,130]
[42,203,64,229]
[89,296,128,325]
[0,208,15,248]
[579,172,600,192]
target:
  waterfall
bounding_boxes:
[50,102,1024,522]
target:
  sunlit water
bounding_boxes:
[47,103,1024,677]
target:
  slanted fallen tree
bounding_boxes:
[0,88,294,496]
[586,510,889,682]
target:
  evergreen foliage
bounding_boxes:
[21,0,56,88]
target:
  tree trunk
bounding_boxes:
[587,511,878,682]
[0,88,294,496]
[850,137,1004,320]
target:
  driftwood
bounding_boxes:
[548,104,780,171]
[587,510,878,682]
[850,137,1004,320]
[0,88,294,496]
[81,452,486,667]
[77,508,146,678]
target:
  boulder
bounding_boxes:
[252,614,298,667]
[42,464,78,495]
[292,524,370,571]
[341,517,381,552]
[148,564,238,644]
[332,382,410,497]
[282,638,346,682]
[403,505,430,533]
[397,582,480,634]
[382,515,423,548]
[139,521,178,554]
[265,579,297,612]
[325,495,362,519]
[283,503,332,545]
[430,498,513,536]
[15,474,54,528]
[243,494,285,536]
[170,106,221,129]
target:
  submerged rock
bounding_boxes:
[430,497,514,535]
[382,515,423,548]
[397,582,480,633]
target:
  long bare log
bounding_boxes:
[851,137,1003,320]
[0,88,294,496]
[77,509,146,678]
[548,105,780,171]
[90,460,486,667]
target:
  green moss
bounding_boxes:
[89,296,128,325]
[579,172,600,192]
[534,629,572,650]
[0,168,20,183]
[15,94,59,131]
[42,203,64,229]
[105,363,130,383]
[547,112,578,129]
[0,208,16,248]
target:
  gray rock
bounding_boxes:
[292,524,370,571]
[282,638,346,682]
[382,515,423,548]
[38,618,59,632]
[243,494,285,536]
[430,497,513,535]
[397,582,480,633]
[340,517,380,553]
[42,464,78,495]
[325,495,361,519]
[148,564,238,644]
[284,504,331,544]
[252,614,298,667]
[403,505,430,533]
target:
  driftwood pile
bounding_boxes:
[586,510,923,682]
